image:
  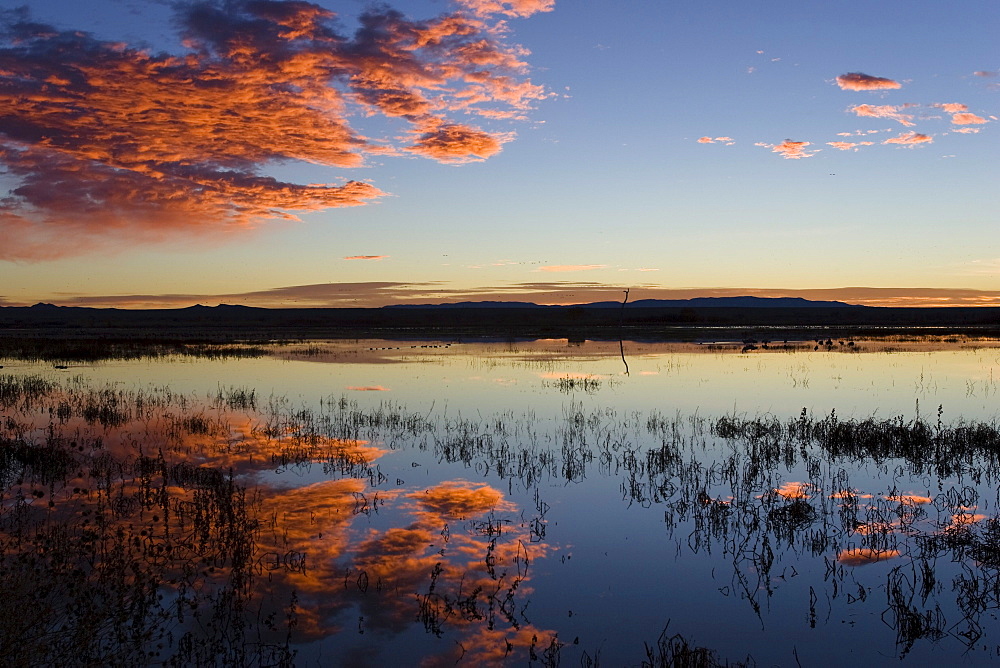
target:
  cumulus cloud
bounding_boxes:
[0,1,548,260]
[835,72,902,91]
[951,112,988,125]
[406,125,507,162]
[757,140,818,159]
[883,131,933,146]
[849,104,914,126]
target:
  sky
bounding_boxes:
[1,0,999,308]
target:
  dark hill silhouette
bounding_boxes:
[386,296,860,309]
[2,297,999,342]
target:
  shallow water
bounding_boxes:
[5,337,1000,665]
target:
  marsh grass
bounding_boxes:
[6,371,1000,663]
[0,336,269,363]
[0,377,292,666]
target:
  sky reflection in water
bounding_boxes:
[4,338,1000,665]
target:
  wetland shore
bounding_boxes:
[3,303,1000,344]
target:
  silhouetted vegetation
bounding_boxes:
[5,363,1000,663]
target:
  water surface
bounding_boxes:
[4,337,1000,665]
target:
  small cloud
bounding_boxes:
[406,125,508,163]
[974,70,998,77]
[346,386,391,391]
[537,264,608,272]
[835,72,902,91]
[697,136,735,145]
[759,140,818,159]
[936,102,968,113]
[952,127,982,134]
[883,131,933,146]
[951,112,988,125]
[826,141,859,151]
[850,104,914,126]
[636,268,659,272]
[344,255,389,261]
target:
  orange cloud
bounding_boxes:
[456,0,555,17]
[406,124,507,162]
[0,1,547,260]
[951,112,988,125]
[836,72,902,91]
[849,104,914,126]
[937,102,968,113]
[826,141,874,151]
[344,255,389,260]
[883,131,933,146]
[760,140,818,159]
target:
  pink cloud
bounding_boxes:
[936,102,968,113]
[697,136,735,145]
[974,71,998,77]
[758,140,818,159]
[0,1,547,260]
[951,112,988,125]
[827,141,859,150]
[344,255,389,261]
[455,0,555,17]
[883,131,933,146]
[835,72,902,91]
[849,104,914,126]
[346,386,391,391]
[537,265,608,272]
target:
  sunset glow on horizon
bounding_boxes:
[3,1,999,308]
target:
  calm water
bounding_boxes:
[5,337,1000,665]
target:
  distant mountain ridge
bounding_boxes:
[385,296,863,309]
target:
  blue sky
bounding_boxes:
[2,0,999,307]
